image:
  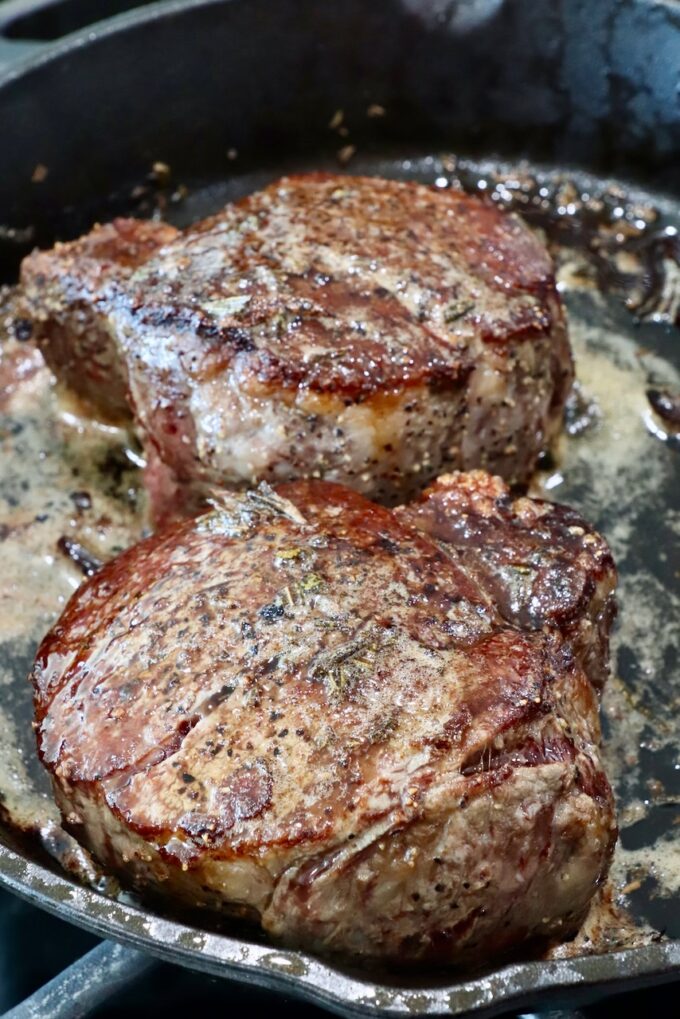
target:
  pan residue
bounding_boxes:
[0,287,143,885]
[0,157,678,962]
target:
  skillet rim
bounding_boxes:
[1,836,680,1018]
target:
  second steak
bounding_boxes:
[32,473,616,965]
[21,174,572,518]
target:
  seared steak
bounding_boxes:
[20,218,179,421]
[32,474,616,964]
[398,471,616,692]
[21,175,572,517]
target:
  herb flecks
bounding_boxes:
[198,482,307,538]
[444,298,474,324]
[275,547,303,562]
[246,483,307,526]
[202,295,251,319]
[309,627,385,698]
[197,499,256,539]
[298,572,323,594]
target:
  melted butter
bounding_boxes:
[530,268,680,942]
[0,342,144,643]
[0,705,59,831]
[0,286,143,883]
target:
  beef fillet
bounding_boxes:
[32,473,616,964]
[21,175,572,518]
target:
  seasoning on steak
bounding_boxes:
[32,474,616,965]
[398,471,616,692]
[20,218,178,421]
[21,175,572,519]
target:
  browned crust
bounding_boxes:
[33,478,614,855]
[398,471,617,689]
[31,476,617,964]
[21,176,565,402]
[21,218,178,420]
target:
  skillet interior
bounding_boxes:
[0,0,679,270]
[0,1,678,1015]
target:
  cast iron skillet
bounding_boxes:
[0,1,679,1016]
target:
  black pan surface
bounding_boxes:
[0,2,678,1016]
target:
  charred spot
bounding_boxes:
[97,445,138,493]
[56,536,103,577]
[12,318,33,342]
[494,493,514,512]
[378,535,400,555]
[201,684,235,714]
[140,305,190,329]
[217,325,256,352]
[258,601,285,623]
[549,641,576,673]
[69,490,92,511]
[536,449,556,471]
[176,811,220,842]
[195,318,219,339]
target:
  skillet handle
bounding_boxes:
[3,939,157,1018]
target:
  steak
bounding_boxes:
[21,175,572,519]
[398,471,616,692]
[20,218,179,422]
[32,473,616,964]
